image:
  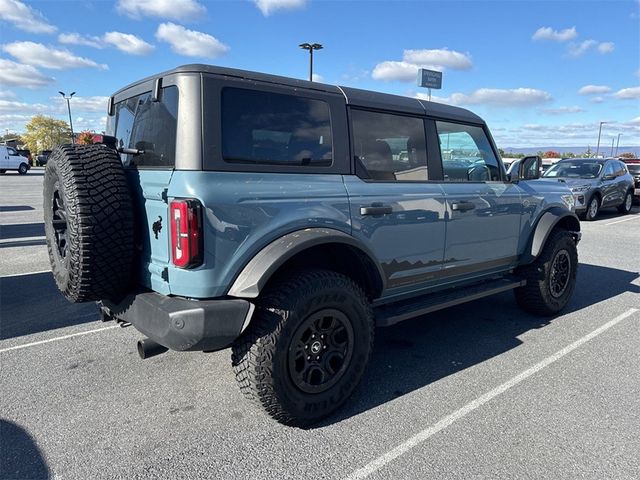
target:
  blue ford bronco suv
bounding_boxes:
[44,65,580,426]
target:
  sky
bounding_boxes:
[0,0,639,151]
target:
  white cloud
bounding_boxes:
[0,98,49,115]
[311,73,324,82]
[540,106,584,114]
[372,48,472,82]
[422,88,552,107]
[0,0,56,34]
[2,41,108,70]
[58,32,104,49]
[254,0,306,16]
[613,86,640,99]
[117,0,206,21]
[403,49,472,70]
[567,39,615,57]
[103,32,154,55]
[590,96,605,104]
[52,95,109,113]
[597,42,615,54]
[155,23,229,58]
[59,31,154,55]
[532,26,577,42]
[629,116,640,125]
[578,84,611,95]
[0,89,17,99]
[0,59,54,88]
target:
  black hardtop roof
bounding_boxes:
[112,64,484,124]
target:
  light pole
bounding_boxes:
[299,43,323,81]
[595,121,606,157]
[610,137,615,157]
[59,91,76,143]
[615,133,622,157]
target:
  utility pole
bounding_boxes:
[59,91,76,143]
[615,133,622,157]
[595,121,606,158]
[299,43,323,81]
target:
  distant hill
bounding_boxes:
[501,146,639,156]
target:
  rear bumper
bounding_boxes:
[103,292,253,352]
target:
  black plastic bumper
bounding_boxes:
[103,292,252,352]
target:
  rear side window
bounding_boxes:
[435,121,501,181]
[351,109,428,181]
[221,87,332,167]
[114,86,178,168]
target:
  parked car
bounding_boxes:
[542,158,635,220]
[620,158,640,204]
[36,150,52,166]
[0,145,31,174]
[17,148,32,165]
[43,64,581,426]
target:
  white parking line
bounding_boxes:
[345,307,638,480]
[0,269,51,278]
[0,325,118,354]
[605,216,640,226]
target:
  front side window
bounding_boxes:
[544,160,603,179]
[351,109,428,181]
[603,161,616,178]
[114,86,178,168]
[221,88,332,167]
[435,121,500,181]
[7,147,17,155]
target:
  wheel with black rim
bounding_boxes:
[18,163,28,175]
[617,190,633,214]
[583,195,600,221]
[231,269,374,427]
[514,229,578,316]
[43,144,134,303]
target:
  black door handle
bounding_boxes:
[451,201,476,212]
[360,205,393,216]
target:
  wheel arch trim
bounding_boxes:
[526,207,581,262]
[227,228,386,299]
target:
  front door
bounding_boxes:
[433,120,522,280]
[345,109,447,295]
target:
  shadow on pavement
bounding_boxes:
[320,262,638,427]
[0,223,44,240]
[0,206,35,212]
[0,419,50,479]
[0,272,99,340]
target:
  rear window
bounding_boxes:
[221,87,332,167]
[114,86,178,168]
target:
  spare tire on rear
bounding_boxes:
[43,144,134,303]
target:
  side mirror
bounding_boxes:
[518,156,542,180]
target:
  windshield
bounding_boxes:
[543,161,603,179]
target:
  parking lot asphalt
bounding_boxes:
[1,170,639,480]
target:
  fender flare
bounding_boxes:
[524,207,581,263]
[227,228,386,299]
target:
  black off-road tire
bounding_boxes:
[231,269,374,427]
[18,163,28,175]
[514,229,578,316]
[0,169,6,174]
[43,144,134,303]
[617,190,633,214]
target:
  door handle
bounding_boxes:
[451,201,476,212]
[360,205,393,216]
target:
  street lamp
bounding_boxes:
[595,121,606,158]
[59,91,76,143]
[299,43,323,82]
[615,133,622,157]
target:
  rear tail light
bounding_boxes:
[169,199,203,268]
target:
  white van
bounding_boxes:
[0,145,31,174]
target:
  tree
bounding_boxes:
[0,133,24,145]
[22,115,71,153]
[619,152,637,159]
[77,131,96,145]
[543,151,560,158]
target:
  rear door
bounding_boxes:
[344,108,447,294]
[111,85,179,295]
[432,120,522,280]
[600,161,619,207]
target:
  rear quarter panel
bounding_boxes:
[166,171,351,298]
